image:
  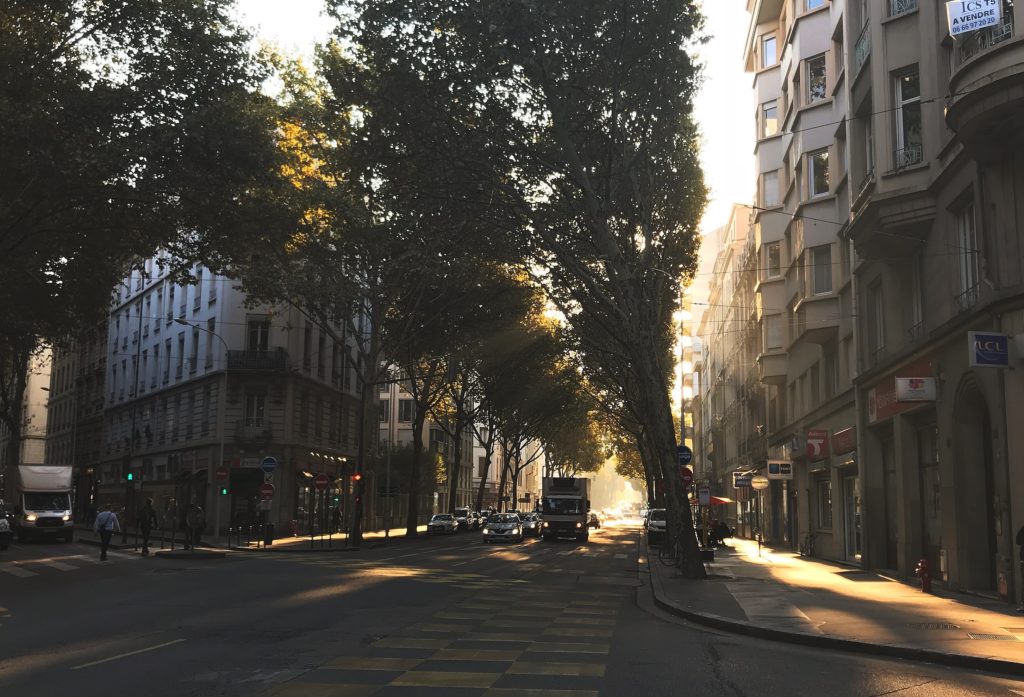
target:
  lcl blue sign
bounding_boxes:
[969,331,1009,368]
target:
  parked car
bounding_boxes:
[521,512,543,537]
[428,513,457,535]
[0,500,11,550]
[588,512,601,529]
[453,508,473,531]
[482,513,523,544]
[645,508,667,545]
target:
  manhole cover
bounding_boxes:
[966,633,1019,640]
[907,623,960,630]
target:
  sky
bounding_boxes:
[235,0,754,242]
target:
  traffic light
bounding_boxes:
[219,486,229,496]
[332,495,340,504]
[126,471,134,482]
[352,473,362,482]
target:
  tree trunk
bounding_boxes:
[446,402,465,513]
[474,437,493,512]
[497,446,511,512]
[405,409,427,537]
[0,344,30,503]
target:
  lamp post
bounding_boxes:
[174,318,229,545]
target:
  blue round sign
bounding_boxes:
[677,445,693,466]
[260,456,278,474]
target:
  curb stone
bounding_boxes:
[642,536,1024,678]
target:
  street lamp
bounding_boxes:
[174,317,229,545]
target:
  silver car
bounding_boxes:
[428,513,457,535]
[482,513,523,544]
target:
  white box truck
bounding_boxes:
[540,477,590,542]
[12,465,75,542]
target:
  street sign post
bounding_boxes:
[680,467,694,487]
[260,456,278,474]
[260,482,275,499]
[314,473,329,491]
[733,473,752,488]
[698,486,711,506]
[677,445,693,466]
[751,475,770,490]
[215,467,229,482]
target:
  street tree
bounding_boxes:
[332,0,708,576]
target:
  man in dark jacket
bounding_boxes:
[139,498,158,556]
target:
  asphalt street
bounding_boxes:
[1,522,1022,696]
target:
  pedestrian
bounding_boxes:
[93,503,120,560]
[331,506,342,534]
[190,505,205,548]
[139,498,158,556]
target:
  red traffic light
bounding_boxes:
[352,473,362,482]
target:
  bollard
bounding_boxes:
[915,557,932,593]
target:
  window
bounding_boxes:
[823,343,838,398]
[765,315,784,349]
[811,245,832,295]
[909,253,924,338]
[762,35,777,68]
[201,385,211,437]
[810,363,820,406]
[762,170,780,207]
[163,339,171,382]
[867,280,885,361]
[379,398,390,423]
[331,343,340,385]
[140,350,148,393]
[193,269,203,311]
[329,400,339,442]
[176,333,185,378]
[766,243,782,278]
[398,398,414,423]
[806,55,827,104]
[298,391,309,434]
[817,478,833,528]
[865,118,875,177]
[152,345,159,387]
[303,325,312,371]
[808,149,830,197]
[201,320,214,370]
[956,204,979,307]
[247,318,269,352]
[314,397,323,437]
[208,272,217,304]
[244,393,265,428]
[761,100,778,138]
[807,0,826,9]
[316,331,325,378]
[894,68,922,168]
[190,328,199,373]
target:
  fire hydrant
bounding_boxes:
[915,557,932,593]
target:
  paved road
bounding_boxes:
[1,523,1021,696]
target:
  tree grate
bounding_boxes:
[907,622,960,630]
[966,633,1019,640]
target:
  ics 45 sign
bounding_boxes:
[947,0,1001,37]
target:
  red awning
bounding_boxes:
[709,496,734,505]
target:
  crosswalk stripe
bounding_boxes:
[0,563,38,578]
[36,559,79,571]
[613,553,627,559]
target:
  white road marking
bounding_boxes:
[70,638,186,670]
[36,559,79,571]
[613,553,627,559]
[0,562,38,578]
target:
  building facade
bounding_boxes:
[0,349,52,501]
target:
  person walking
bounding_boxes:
[93,504,120,560]
[139,498,158,556]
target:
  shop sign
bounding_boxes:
[946,0,1001,37]
[831,427,857,455]
[807,429,830,460]
[767,460,793,480]
[867,357,934,424]
[895,377,936,401]
[968,331,1010,368]
[733,472,753,488]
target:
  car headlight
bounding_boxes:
[483,527,490,534]
[514,527,521,533]
[575,522,582,528]
[26,514,37,522]
[62,514,71,521]
[543,521,549,528]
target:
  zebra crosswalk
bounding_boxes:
[0,549,145,579]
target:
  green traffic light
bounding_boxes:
[220,487,229,496]
[126,472,134,482]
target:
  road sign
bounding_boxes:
[260,456,278,474]
[680,467,693,487]
[215,467,229,482]
[260,482,275,498]
[314,473,329,491]
[676,445,693,466]
[698,486,711,506]
[733,473,752,488]
[767,461,793,480]
[751,475,770,490]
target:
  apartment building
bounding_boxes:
[0,349,52,500]
[846,0,1024,599]
[97,256,365,536]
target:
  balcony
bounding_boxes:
[890,0,916,17]
[792,294,841,345]
[854,23,871,75]
[893,144,922,170]
[227,348,288,372]
[236,419,273,447]
[947,10,1023,148]
[757,351,787,385]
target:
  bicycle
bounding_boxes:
[798,532,816,557]
[658,533,682,566]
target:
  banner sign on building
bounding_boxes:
[969,331,1010,367]
[806,429,830,461]
[946,0,1002,37]
[767,460,793,480]
[831,427,857,455]
[895,377,937,401]
[733,472,752,488]
[867,357,934,424]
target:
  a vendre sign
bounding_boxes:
[947,0,1002,37]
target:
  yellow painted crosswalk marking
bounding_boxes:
[553,617,617,627]
[268,684,379,697]
[372,637,450,649]
[507,661,606,677]
[468,632,536,642]
[529,642,611,654]
[484,689,599,697]
[326,656,423,671]
[390,670,501,688]
[542,627,614,638]
[433,648,523,661]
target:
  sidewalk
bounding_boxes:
[229,524,430,552]
[647,537,1024,676]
